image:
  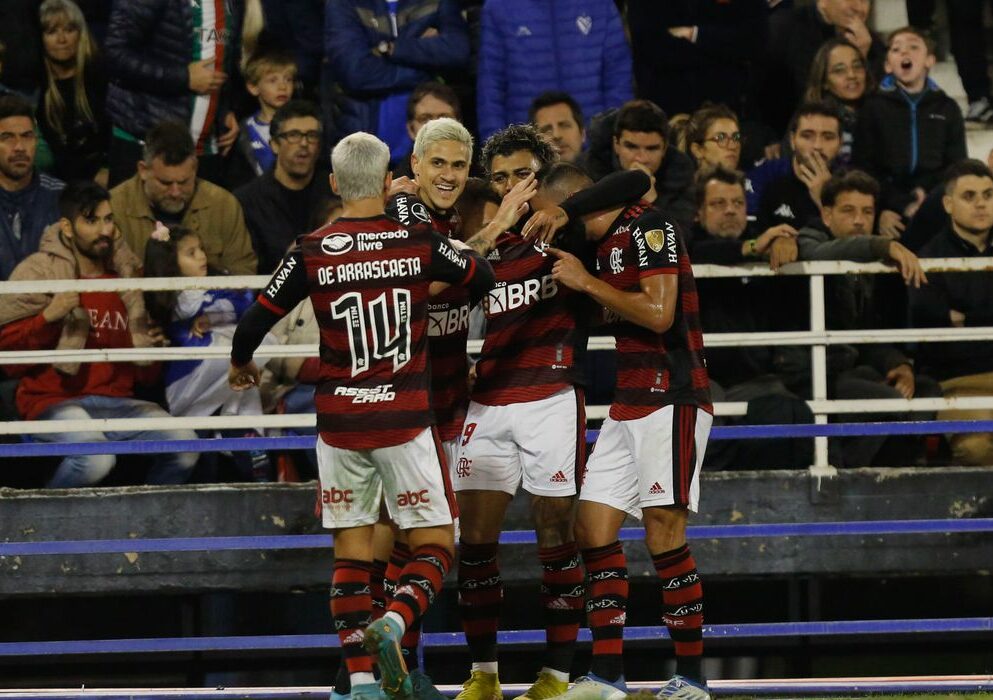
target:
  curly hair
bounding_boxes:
[481,123,557,174]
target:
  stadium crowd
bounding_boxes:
[0,0,992,482]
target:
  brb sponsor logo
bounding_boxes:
[322,487,354,504]
[428,305,470,336]
[397,489,430,507]
[484,275,557,315]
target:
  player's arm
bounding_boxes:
[522,169,652,242]
[430,232,496,297]
[547,247,677,334]
[464,173,537,255]
[229,249,309,389]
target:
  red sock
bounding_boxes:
[388,544,453,630]
[582,541,628,682]
[540,542,584,673]
[330,559,373,676]
[458,540,502,663]
[653,544,704,682]
[370,558,388,621]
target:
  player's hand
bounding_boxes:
[630,162,658,203]
[521,205,568,244]
[191,315,211,338]
[229,361,261,391]
[188,58,226,94]
[547,246,592,291]
[42,292,79,322]
[768,236,798,271]
[887,241,927,288]
[492,172,538,232]
[950,309,966,327]
[388,176,419,197]
[878,210,905,239]
[754,223,797,255]
[467,362,477,393]
[886,363,916,399]
[668,26,694,41]
[218,112,239,156]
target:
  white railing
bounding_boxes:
[2,257,992,473]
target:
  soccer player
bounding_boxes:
[228,132,495,700]
[453,124,651,700]
[545,190,713,700]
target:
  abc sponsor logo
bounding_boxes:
[396,489,430,507]
[322,233,353,256]
[322,487,354,504]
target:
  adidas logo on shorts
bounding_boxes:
[550,470,568,483]
[649,481,666,495]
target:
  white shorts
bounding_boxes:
[454,387,585,497]
[316,427,456,530]
[580,405,712,518]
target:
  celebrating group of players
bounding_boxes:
[228,117,713,700]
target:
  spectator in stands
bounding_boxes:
[910,160,993,466]
[760,0,886,133]
[684,104,791,217]
[324,0,469,163]
[853,27,966,240]
[0,95,65,281]
[626,0,768,117]
[144,222,274,482]
[393,81,462,179]
[804,37,873,165]
[796,169,938,467]
[476,0,631,140]
[37,0,110,185]
[691,166,814,469]
[237,48,297,179]
[757,102,843,231]
[530,91,586,164]
[580,99,695,230]
[111,121,257,274]
[235,100,331,274]
[104,0,241,186]
[0,181,198,488]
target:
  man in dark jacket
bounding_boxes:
[235,100,333,274]
[910,159,993,466]
[626,0,767,117]
[324,0,469,165]
[104,0,242,186]
[796,169,938,467]
[759,0,886,133]
[579,100,695,230]
[0,96,64,281]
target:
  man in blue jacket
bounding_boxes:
[324,0,469,165]
[476,0,632,140]
[0,95,63,281]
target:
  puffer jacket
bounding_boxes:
[324,0,470,144]
[476,0,632,139]
[104,0,240,139]
[853,75,966,213]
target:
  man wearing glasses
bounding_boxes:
[111,120,257,274]
[236,100,333,274]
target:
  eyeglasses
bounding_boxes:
[277,130,321,144]
[704,132,741,148]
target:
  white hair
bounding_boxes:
[331,132,390,201]
[413,117,473,161]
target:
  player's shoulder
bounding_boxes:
[387,192,434,229]
[631,208,681,259]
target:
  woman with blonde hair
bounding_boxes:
[37,0,109,184]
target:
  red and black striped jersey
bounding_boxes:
[472,231,591,405]
[596,202,712,419]
[387,193,471,442]
[256,214,494,450]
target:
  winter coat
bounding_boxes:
[853,75,966,213]
[0,172,65,281]
[476,0,632,139]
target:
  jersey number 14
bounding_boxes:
[331,290,413,377]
